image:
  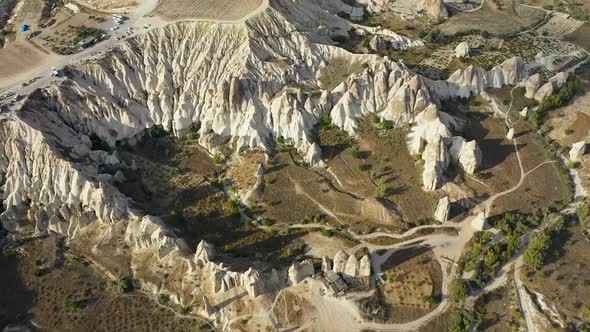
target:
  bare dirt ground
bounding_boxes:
[318,57,367,91]
[252,149,405,234]
[565,23,590,52]
[378,249,443,323]
[487,120,572,216]
[478,286,518,331]
[456,92,572,217]
[439,0,545,35]
[152,0,262,21]
[77,0,138,11]
[355,121,442,227]
[300,231,354,258]
[0,41,55,78]
[546,85,590,146]
[0,235,210,331]
[522,225,590,327]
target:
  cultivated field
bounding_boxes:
[378,248,443,323]
[152,0,262,21]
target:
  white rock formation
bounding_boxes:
[369,35,387,51]
[369,0,448,21]
[322,256,333,272]
[533,71,570,102]
[359,254,371,277]
[524,73,541,99]
[570,141,586,161]
[195,240,216,264]
[472,212,488,231]
[520,107,529,117]
[434,197,451,222]
[333,250,349,273]
[455,42,470,59]
[449,137,482,174]
[345,254,359,276]
[506,128,514,140]
[288,260,315,284]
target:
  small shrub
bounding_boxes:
[381,119,393,129]
[159,294,170,304]
[370,114,380,124]
[214,153,224,164]
[32,266,43,277]
[225,200,240,217]
[375,184,388,198]
[351,149,361,159]
[321,114,331,127]
[178,305,191,315]
[358,164,370,171]
[64,298,79,310]
[451,280,468,302]
[321,229,334,237]
[565,129,574,135]
[116,277,134,293]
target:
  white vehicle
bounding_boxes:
[110,26,119,31]
[13,94,22,102]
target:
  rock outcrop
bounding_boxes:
[570,141,586,161]
[358,0,448,21]
[455,42,470,58]
[359,254,371,277]
[532,72,570,102]
[434,197,450,222]
[506,128,514,140]
[345,255,359,276]
[195,240,216,264]
[288,260,315,285]
[525,73,541,99]
[449,137,482,174]
[333,250,349,273]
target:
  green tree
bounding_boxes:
[451,280,468,302]
[523,232,551,270]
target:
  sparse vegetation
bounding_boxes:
[225,200,240,217]
[116,277,134,293]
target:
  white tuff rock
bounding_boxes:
[434,197,451,222]
[345,254,359,276]
[570,141,586,161]
[359,254,371,277]
[455,42,470,59]
[333,250,349,273]
[288,260,315,284]
[506,128,514,140]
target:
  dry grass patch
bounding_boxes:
[152,0,262,21]
[379,248,443,323]
[318,57,367,91]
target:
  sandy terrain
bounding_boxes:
[152,0,262,21]
[0,41,56,78]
